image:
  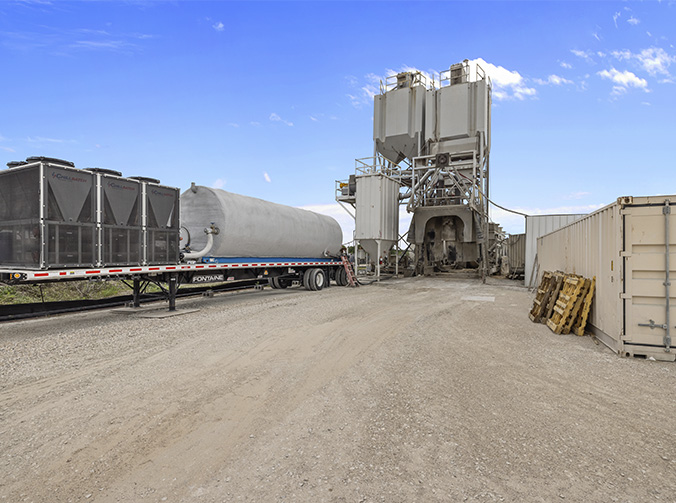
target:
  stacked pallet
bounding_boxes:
[529,271,596,336]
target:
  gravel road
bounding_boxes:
[1,276,675,503]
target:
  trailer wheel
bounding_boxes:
[268,277,287,289]
[304,268,325,291]
[336,268,348,286]
[311,268,325,291]
[302,269,313,290]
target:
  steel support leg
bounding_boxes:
[664,200,671,352]
[132,277,141,308]
[168,274,177,312]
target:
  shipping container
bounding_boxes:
[525,214,585,287]
[537,196,675,361]
[506,233,525,278]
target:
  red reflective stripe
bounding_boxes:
[59,272,67,276]
[130,268,142,272]
[86,270,101,274]
[231,265,239,267]
[149,267,160,271]
[35,273,49,277]
[209,265,217,268]
[166,266,176,270]
[196,265,204,269]
[109,269,123,273]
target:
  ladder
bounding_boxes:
[341,255,358,287]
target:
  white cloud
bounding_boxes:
[598,68,649,95]
[71,39,132,51]
[250,121,261,126]
[26,136,72,143]
[347,72,383,108]
[212,22,224,32]
[347,67,436,108]
[611,47,675,77]
[310,116,319,122]
[0,146,16,153]
[571,49,594,64]
[269,112,293,127]
[636,47,674,76]
[348,60,537,107]
[627,16,640,26]
[467,58,536,101]
[263,172,271,183]
[227,122,239,128]
[611,49,632,60]
[593,32,601,42]
[560,61,572,69]
[212,178,226,189]
[613,11,621,28]
[534,74,574,86]
[563,191,590,200]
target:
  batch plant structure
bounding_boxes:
[337,61,495,279]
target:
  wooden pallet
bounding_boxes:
[573,276,596,336]
[562,278,591,335]
[546,275,584,334]
[529,271,553,322]
[542,272,565,324]
[531,272,563,322]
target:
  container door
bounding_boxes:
[623,201,676,354]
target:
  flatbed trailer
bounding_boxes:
[0,257,349,311]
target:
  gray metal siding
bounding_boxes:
[524,214,585,287]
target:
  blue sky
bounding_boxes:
[1,0,674,239]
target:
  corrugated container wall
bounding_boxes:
[537,196,676,361]
[507,234,525,275]
[525,214,585,287]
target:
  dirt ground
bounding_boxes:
[1,276,675,503]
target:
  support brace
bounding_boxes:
[168,274,177,312]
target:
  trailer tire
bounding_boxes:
[304,268,325,291]
[302,269,313,290]
[312,268,325,291]
[336,268,348,286]
[335,268,343,286]
[268,277,288,289]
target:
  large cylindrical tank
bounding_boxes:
[180,185,343,258]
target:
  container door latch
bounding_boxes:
[637,320,672,353]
